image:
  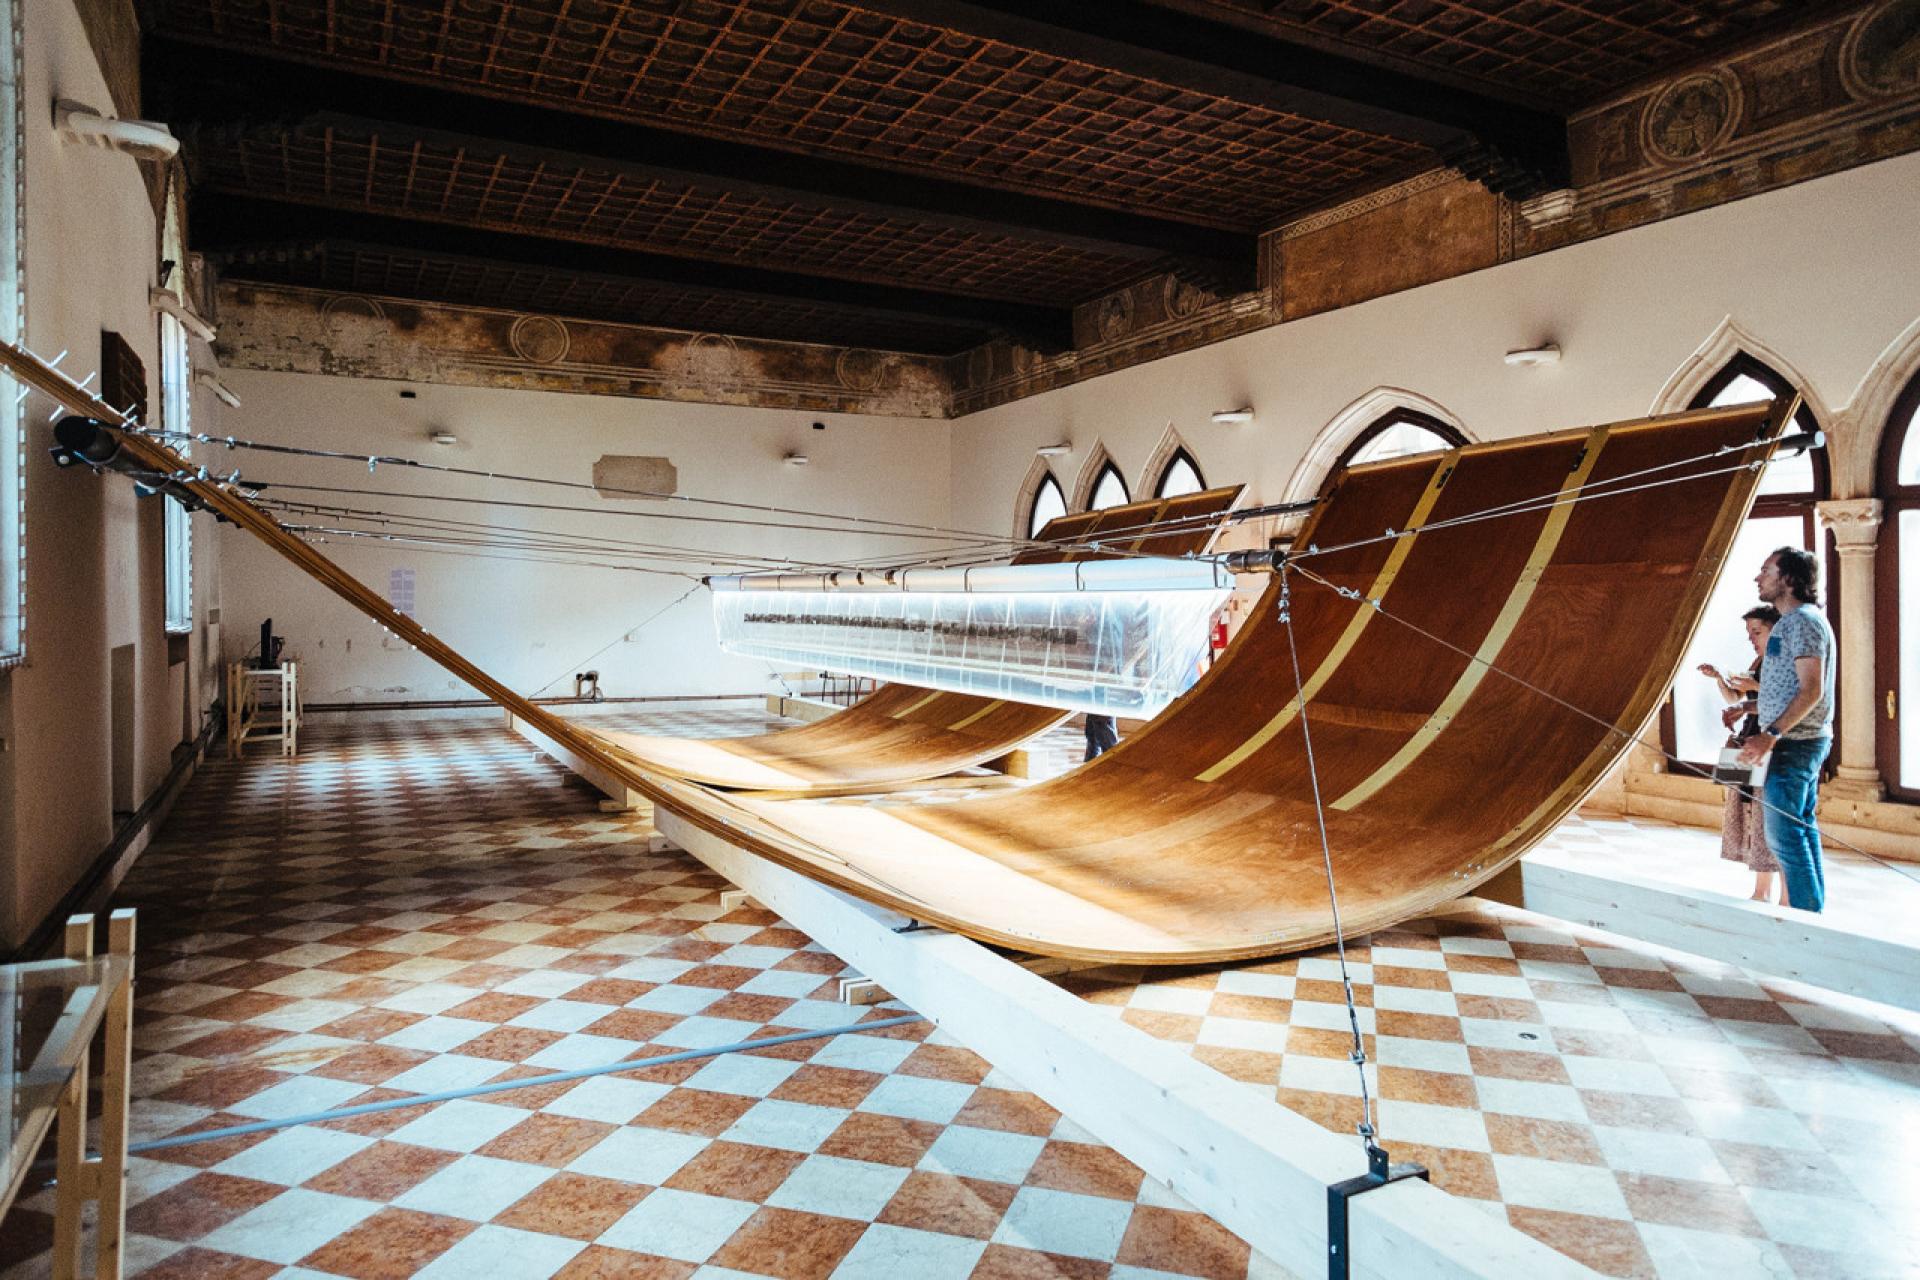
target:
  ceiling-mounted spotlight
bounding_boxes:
[1504,343,1562,367]
[1210,407,1254,425]
[429,430,458,446]
[1035,443,1071,457]
[784,452,810,466]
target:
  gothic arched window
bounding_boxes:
[1027,472,1066,539]
[1666,355,1831,766]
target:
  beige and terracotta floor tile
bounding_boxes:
[1114,1205,1252,1278]
[301,1139,462,1200]
[549,1244,697,1279]
[952,1089,1060,1137]
[770,1064,887,1109]
[708,1206,869,1279]
[479,1113,619,1166]
[123,1172,285,1242]
[663,1140,808,1202]
[878,1170,1017,1240]
[633,1087,759,1137]
[1506,1206,1657,1279]
[131,1246,280,1280]
[818,1111,945,1167]
[296,1207,476,1279]
[494,1172,652,1240]
[1023,1142,1144,1201]
[968,1242,1110,1279]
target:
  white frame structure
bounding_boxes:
[159,312,191,633]
[0,0,22,662]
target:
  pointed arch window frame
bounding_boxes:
[1332,408,1469,475]
[1089,459,1130,512]
[1027,470,1067,541]
[1659,353,1835,768]
[1153,446,1206,500]
[1876,370,1920,802]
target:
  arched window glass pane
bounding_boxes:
[1091,464,1129,511]
[1709,373,1813,495]
[1900,400,1920,485]
[1156,453,1203,499]
[1901,507,1918,789]
[1350,421,1453,466]
[1895,395,1920,790]
[1028,474,1066,539]
[1672,514,1812,764]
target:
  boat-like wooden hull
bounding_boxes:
[3,338,1779,961]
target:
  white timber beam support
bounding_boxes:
[655,809,1598,1280]
[507,711,645,812]
[1487,852,1920,1014]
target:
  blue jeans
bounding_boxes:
[1761,735,1830,912]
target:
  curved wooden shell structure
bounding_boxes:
[2,340,1782,962]
[585,486,1243,794]
[640,401,1785,960]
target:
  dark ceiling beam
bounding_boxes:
[146,35,1256,290]
[191,193,1077,352]
[847,0,1571,194]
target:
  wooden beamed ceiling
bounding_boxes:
[145,0,1848,356]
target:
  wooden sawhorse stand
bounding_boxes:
[227,661,299,758]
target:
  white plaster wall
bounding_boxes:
[951,151,1920,532]
[214,371,952,703]
[0,0,226,947]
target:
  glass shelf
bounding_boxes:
[2,954,130,1212]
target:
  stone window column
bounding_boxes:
[1817,498,1884,799]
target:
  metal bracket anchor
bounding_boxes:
[1326,1142,1428,1280]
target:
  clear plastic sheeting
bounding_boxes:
[712,584,1230,717]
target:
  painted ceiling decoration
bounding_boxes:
[140,0,1864,359]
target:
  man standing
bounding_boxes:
[1084,712,1119,762]
[1737,546,1836,911]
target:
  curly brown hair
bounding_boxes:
[1768,547,1820,605]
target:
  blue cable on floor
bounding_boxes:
[126,1012,926,1155]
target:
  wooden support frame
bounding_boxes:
[655,811,1597,1280]
[37,911,136,1280]
[225,661,298,759]
[1485,853,1920,1013]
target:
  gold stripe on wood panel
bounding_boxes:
[891,691,944,719]
[1329,428,1610,812]
[1193,452,1458,784]
[948,700,1005,730]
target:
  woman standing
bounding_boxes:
[1698,605,1781,902]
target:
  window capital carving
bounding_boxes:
[1816,497,1883,547]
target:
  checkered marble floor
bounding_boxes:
[1058,902,1920,1279]
[1,717,1287,1280]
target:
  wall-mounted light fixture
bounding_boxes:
[56,99,179,162]
[783,452,810,466]
[195,370,241,409]
[429,430,459,446]
[150,287,216,343]
[1035,443,1071,458]
[1210,407,1254,425]
[1504,343,1562,367]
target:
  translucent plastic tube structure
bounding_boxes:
[707,560,1233,718]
